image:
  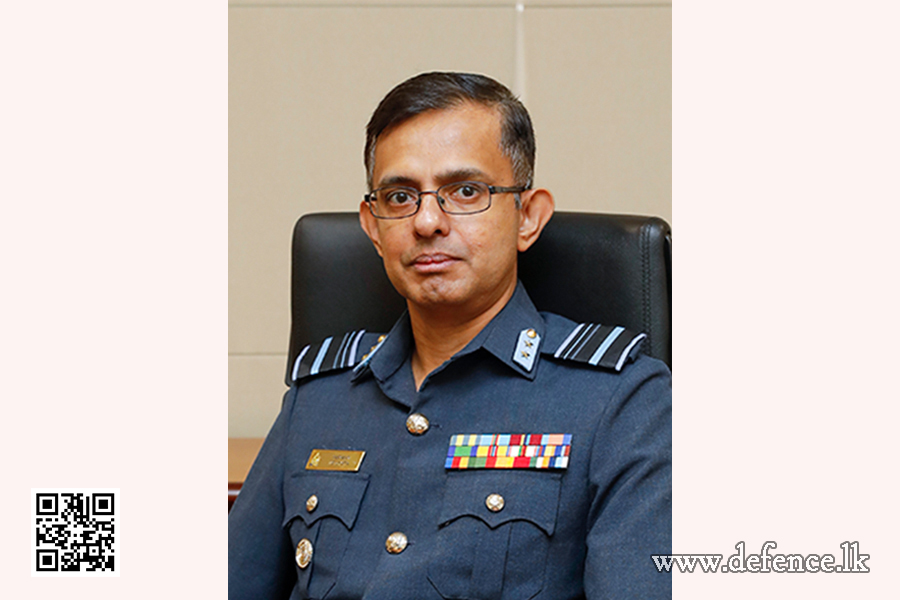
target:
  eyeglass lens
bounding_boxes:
[370,181,491,218]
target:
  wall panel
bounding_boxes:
[525,6,671,218]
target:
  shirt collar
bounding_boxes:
[351,281,546,384]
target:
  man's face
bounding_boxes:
[361,102,522,317]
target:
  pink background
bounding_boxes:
[3,1,898,598]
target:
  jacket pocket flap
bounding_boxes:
[283,472,370,529]
[438,471,561,536]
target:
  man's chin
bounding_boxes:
[401,278,469,310]
[408,289,467,309]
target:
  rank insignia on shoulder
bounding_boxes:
[445,434,572,470]
[292,329,372,382]
[553,323,646,372]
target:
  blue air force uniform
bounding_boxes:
[229,282,672,599]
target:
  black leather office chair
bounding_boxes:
[285,212,671,385]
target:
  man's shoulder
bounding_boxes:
[538,311,656,375]
[290,329,386,383]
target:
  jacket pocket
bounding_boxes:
[427,470,561,600]
[282,472,370,599]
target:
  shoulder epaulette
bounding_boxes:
[292,329,377,382]
[550,323,646,372]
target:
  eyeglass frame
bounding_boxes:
[363,181,529,220]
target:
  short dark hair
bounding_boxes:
[364,72,536,191]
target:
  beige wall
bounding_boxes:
[229,0,672,437]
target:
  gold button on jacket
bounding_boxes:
[385,532,408,554]
[295,539,313,569]
[405,413,430,435]
[485,493,505,512]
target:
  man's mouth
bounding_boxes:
[410,253,459,273]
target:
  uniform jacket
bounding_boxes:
[229,282,672,599]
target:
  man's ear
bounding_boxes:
[517,188,555,252]
[359,201,384,258]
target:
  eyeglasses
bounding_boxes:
[364,181,528,219]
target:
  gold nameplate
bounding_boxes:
[305,449,366,472]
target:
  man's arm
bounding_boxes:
[228,387,298,599]
[585,357,672,599]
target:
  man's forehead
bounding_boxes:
[377,167,493,189]
[372,103,509,185]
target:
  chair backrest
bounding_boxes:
[285,211,671,385]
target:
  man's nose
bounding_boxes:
[412,191,449,237]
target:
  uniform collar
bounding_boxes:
[466,281,546,380]
[352,281,546,384]
[351,311,414,384]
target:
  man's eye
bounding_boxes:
[385,190,415,204]
[445,183,485,202]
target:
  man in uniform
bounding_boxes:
[229,72,672,599]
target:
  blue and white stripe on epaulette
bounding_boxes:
[292,329,368,382]
[552,323,646,372]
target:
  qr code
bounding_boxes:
[32,488,119,576]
